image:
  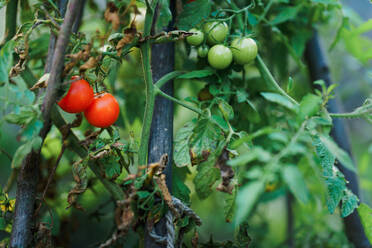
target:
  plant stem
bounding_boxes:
[155,86,203,115]
[1,0,18,46]
[229,0,244,32]
[154,71,185,89]
[329,112,368,118]
[256,54,299,106]
[138,0,159,166]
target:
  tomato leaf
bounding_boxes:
[341,190,359,217]
[177,69,214,79]
[358,203,372,244]
[189,118,222,164]
[281,164,309,204]
[193,158,220,199]
[177,0,212,30]
[319,135,356,173]
[326,176,345,214]
[174,121,196,167]
[261,92,298,112]
[235,180,265,224]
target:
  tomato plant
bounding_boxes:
[1,0,372,248]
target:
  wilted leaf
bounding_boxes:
[217,98,234,120]
[104,2,121,30]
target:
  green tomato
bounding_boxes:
[208,44,232,70]
[231,37,258,65]
[186,28,204,46]
[197,46,209,58]
[203,22,229,45]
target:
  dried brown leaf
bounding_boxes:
[215,148,235,194]
[79,57,98,73]
[104,3,120,30]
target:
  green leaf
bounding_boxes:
[177,0,212,30]
[178,69,214,79]
[270,6,301,25]
[297,94,322,121]
[5,106,38,125]
[235,180,265,224]
[11,137,42,168]
[137,191,151,199]
[217,98,234,120]
[174,121,196,167]
[287,77,293,93]
[224,185,237,222]
[261,92,297,112]
[228,147,271,166]
[0,41,14,84]
[0,217,5,230]
[101,156,121,178]
[319,135,356,173]
[193,158,220,199]
[326,176,345,214]
[156,0,172,32]
[358,203,372,244]
[211,115,229,131]
[341,190,359,217]
[173,166,191,203]
[281,165,309,204]
[189,118,222,164]
[236,89,249,103]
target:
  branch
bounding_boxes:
[10,1,84,247]
[0,0,18,46]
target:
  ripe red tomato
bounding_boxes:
[58,76,94,113]
[84,93,120,128]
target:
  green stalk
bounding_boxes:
[138,0,159,166]
[229,0,244,32]
[154,86,203,115]
[1,0,18,45]
[256,54,299,106]
[154,70,185,89]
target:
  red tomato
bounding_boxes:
[84,93,120,128]
[58,77,94,113]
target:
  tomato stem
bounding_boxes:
[138,0,159,166]
[154,86,203,115]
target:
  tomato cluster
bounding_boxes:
[58,77,120,128]
[186,21,258,70]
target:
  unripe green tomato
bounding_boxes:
[231,37,258,65]
[203,22,229,45]
[197,46,209,58]
[208,44,232,70]
[186,28,204,46]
